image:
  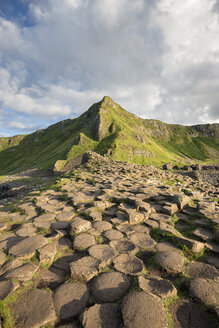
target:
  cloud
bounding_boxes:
[0,132,10,137]
[0,0,218,136]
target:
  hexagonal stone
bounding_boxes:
[169,299,214,328]
[116,223,135,235]
[206,256,219,269]
[88,244,116,267]
[9,235,48,259]
[70,256,99,282]
[38,243,57,263]
[92,221,112,232]
[73,233,96,250]
[91,272,130,303]
[190,278,219,307]
[56,212,75,221]
[206,241,219,254]
[0,258,23,275]
[16,225,37,237]
[129,232,156,249]
[125,209,146,225]
[0,234,23,251]
[150,213,171,222]
[4,263,38,282]
[71,218,91,234]
[156,251,185,273]
[113,254,143,276]
[34,269,64,289]
[103,229,124,241]
[82,303,121,328]
[122,291,167,328]
[183,261,219,279]
[51,221,71,230]
[34,213,56,223]
[0,250,6,265]
[109,239,136,253]
[155,242,182,254]
[53,282,89,321]
[193,228,214,241]
[132,224,150,234]
[172,194,190,209]
[0,280,18,300]
[138,275,177,298]
[33,220,51,229]
[10,289,56,328]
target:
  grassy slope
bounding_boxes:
[0,96,218,174]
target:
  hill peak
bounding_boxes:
[101,96,117,108]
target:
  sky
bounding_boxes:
[0,0,219,137]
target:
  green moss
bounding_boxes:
[181,245,208,261]
[0,301,15,328]
[163,296,179,328]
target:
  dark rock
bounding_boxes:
[4,263,38,281]
[91,272,130,303]
[162,164,173,170]
[70,256,100,282]
[156,251,185,273]
[183,261,219,279]
[0,280,18,300]
[138,275,177,298]
[129,232,156,249]
[190,278,219,307]
[53,282,89,321]
[9,235,47,259]
[88,244,116,267]
[113,254,143,275]
[109,239,136,253]
[122,291,167,328]
[169,299,214,328]
[73,233,96,249]
[10,289,56,328]
[103,229,124,240]
[82,303,121,328]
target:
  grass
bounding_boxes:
[95,235,104,244]
[181,245,209,261]
[0,282,33,328]
[59,193,70,201]
[0,302,15,328]
[163,296,179,328]
[0,96,218,174]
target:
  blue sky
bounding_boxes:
[0,0,219,137]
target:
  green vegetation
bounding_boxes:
[163,296,179,328]
[0,96,218,174]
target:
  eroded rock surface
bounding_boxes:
[0,154,218,327]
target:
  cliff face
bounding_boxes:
[0,96,218,174]
[191,124,219,138]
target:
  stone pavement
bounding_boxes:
[0,154,218,327]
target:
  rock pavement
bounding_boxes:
[0,153,218,327]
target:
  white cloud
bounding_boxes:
[0,132,10,137]
[0,0,218,136]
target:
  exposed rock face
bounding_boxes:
[10,289,56,328]
[122,291,167,328]
[53,282,89,321]
[0,155,218,327]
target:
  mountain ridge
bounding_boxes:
[0,96,218,174]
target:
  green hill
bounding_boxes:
[0,96,218,174]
